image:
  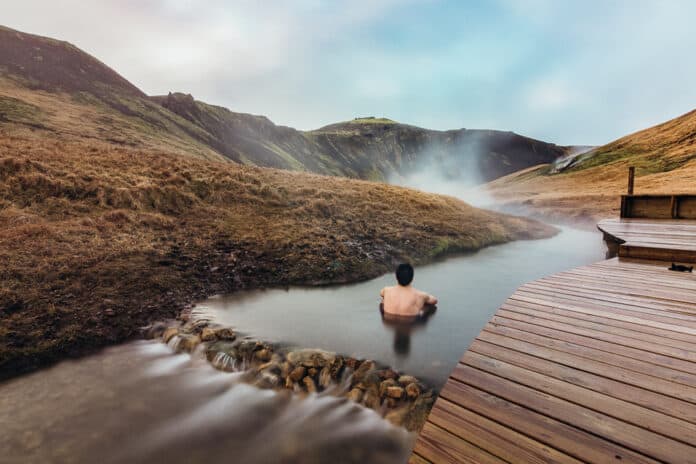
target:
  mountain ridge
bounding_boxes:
[0,24,573,183]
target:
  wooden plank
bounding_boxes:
[469,339,696,424]
[451,364,696,462]
[408,453,431,464]
[414,422,507,464]
[507,291,696,336]
[478,328,696,402]
[487,318,696,384]
[500,301,696,351]
[439,380,660,464]
[428,399,584,464]
[460,351,696,445]
[413,222,696,463]
[494,308,696,364]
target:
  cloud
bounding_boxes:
[3,0,696,145]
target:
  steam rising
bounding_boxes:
[387,134,496,208]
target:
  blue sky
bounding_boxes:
[5,0,696,145]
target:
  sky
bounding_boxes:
[3,0,696,145]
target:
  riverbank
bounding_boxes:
[0,132,557,380]
[146,315,436,432]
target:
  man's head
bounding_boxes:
[395,263,414,286]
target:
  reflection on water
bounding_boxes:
[0,342,411,464]
[380,304,438,358]
[196,226,606,388]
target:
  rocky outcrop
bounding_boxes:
[145,316,436,432]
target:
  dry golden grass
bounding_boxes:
[487,109,696,224]
[0,130,554,378]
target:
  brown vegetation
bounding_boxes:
[487,109,696,225]
[0,130,555,379]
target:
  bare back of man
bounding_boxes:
[381,285,436,317]
[380,263,437,317]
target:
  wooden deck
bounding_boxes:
[411,255,696,463]
[599,218,696,263]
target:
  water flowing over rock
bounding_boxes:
[145,318,436,432]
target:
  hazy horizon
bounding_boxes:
[4,0,696,146]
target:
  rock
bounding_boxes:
[289,366,306,382]
[103,308,115,317]
[398,375,418,386]
[362,390,380,409]
[176,334,200,353]
[287,349,336,368]
[344,357,360,370]
[162,327,178,343]
[308,367,318,377]
[255,372,280,389]
[346,388,363,403]
[200,327,217,341]
[384,407,409,427]
[385,397,397,409]
[183,319,209,334]
[318,367,332,388]
[255,349,272,362]
[378,369,399,380]
[145,322,168,339]
[258,362,281,376]
[379,379,397,397]
[284,376,294,389]
[386,386,404,399]
[303,376,317,393]
[352,360,376,384]
[401,393,436,432]
[280,361,292,379]
[329,356,344,379]
[406,383,421,399]
[215,327,236,341]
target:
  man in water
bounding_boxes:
[380,263,437,317]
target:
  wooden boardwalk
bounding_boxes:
[599,218,696,263]
[411,254,696,463]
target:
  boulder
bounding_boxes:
[145,322,168,339]
[303,376,317,393]
[162,327,178,343]
[346,388,363,403]
[287,349,336,368]
[176,334,200,353]
[362,390,380,409]
[289,366,306,382]
[378,369,399,380]
[200,327,217,341]
[386,386,404,399]
[406,383,421,399]
[352,360,376,384]
[215,327,236,341]
[379,379,397,397]
[318,367,332,388]
[255,348,272,362]
[397,375,418,386]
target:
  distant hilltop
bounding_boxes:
[0,24,575,183]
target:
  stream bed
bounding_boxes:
[0,225,606,464]
[195,226,606,389]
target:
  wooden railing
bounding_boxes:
[620,194,696,219]
[619,167,696,219]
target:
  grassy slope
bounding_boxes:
[1,25,572,184]
[487,109,696,224]
[0,130,556,378]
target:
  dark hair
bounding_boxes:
[396,263,414,286]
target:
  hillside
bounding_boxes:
[0,132,555,378]
[487,109,696,224]
[0,25,570,183]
